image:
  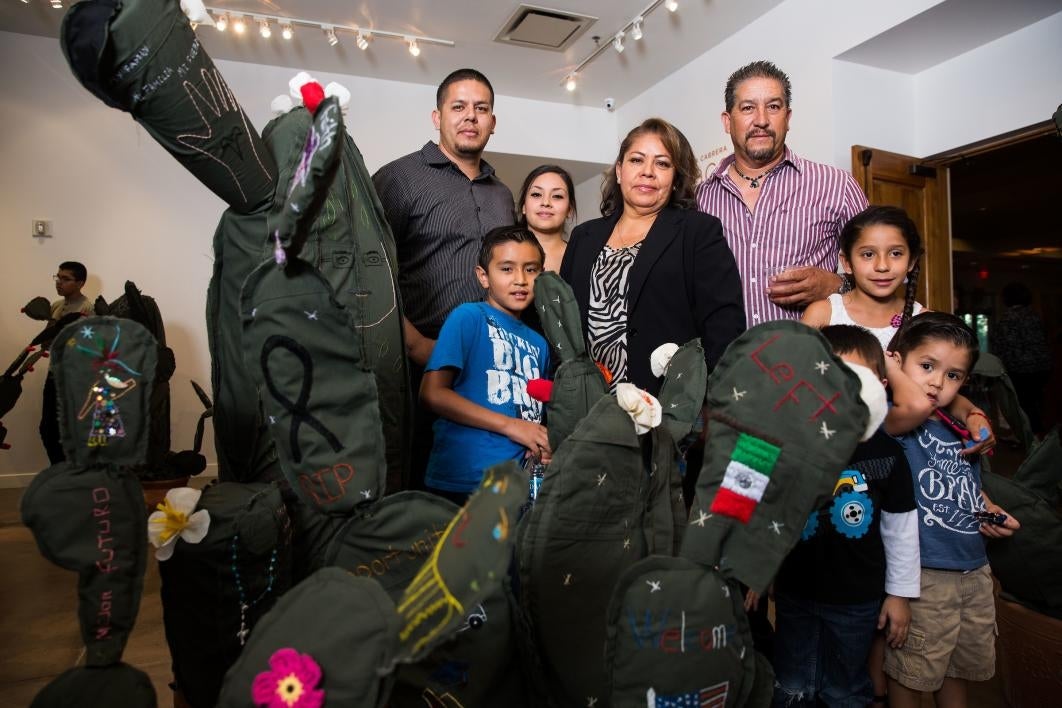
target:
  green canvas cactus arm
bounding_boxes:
[266,95,344,260]
[60,0,277,214]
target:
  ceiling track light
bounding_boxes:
[202,6,453,55]
[560,0,681,93]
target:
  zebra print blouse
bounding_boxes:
[587,242,642,391]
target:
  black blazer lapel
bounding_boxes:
[627,207,681,312]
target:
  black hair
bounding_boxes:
[600,117,700,216]
[821,324,886,379]
[724,60,792,112]
[840,205,924,331]
[517,165,577,228]
[58,261,87,282]
[477,224,545,271]
[892,311,980,371]
[1001,282,1032,307]
[436,68,494,109]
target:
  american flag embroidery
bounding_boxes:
[646,680,729,707]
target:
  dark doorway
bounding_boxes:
[950,131,1062,434]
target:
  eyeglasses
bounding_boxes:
[54,275,77,283]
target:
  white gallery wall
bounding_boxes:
[912,10,1062,157]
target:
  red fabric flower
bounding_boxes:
[300,82,326,115]
[527,378,553,403]
[252,648,325,708]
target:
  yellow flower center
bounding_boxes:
[276,673,305,707]
[150,499,190,544]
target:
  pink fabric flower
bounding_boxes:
[252,648,324,708]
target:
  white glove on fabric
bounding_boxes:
[615,383,662,435]
[650,342,679,378]
[844,361,887,441]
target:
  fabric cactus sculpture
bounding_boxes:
[21,317,158,706]
[681,321,869,593]
[60,0,409,491]
[218,462,527,708]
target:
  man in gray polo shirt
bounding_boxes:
[373,68,515,487]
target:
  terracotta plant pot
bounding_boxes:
[141,476,190,513]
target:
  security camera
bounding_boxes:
[605,97,615,112]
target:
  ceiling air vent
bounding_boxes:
[494,4,597,52]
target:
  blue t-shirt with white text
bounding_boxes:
[425,302,549,493]
[894,417,987,571]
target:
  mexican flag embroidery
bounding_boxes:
[709,433,781,523]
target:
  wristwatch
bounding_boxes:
[837,273,852,295]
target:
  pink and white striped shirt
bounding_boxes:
[695,147,868,326]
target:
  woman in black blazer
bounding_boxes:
[559,118,745,395]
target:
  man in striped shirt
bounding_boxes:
[373,68,515,489]
[696,61,868,327]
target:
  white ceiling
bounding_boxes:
[836,0,1062,74]
[1,0,785,109]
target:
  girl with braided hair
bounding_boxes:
[801,205,923,350]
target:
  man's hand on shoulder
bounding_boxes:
[766,266,842,310]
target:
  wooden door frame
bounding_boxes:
[923,120,1055,165]
[852,120,1056,312]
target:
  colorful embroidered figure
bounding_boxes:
[73,325,141,448]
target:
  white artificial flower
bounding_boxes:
[148,487,210,561]
[288,72,316,104]
[844,361,887,441]
[180,0,215,25]
[650,342,680,378]
[615,383,663,435]
[270,95,294,116]
[324,82,351,114]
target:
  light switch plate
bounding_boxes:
[32,219,52,238]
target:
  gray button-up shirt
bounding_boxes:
[373,141,515,338]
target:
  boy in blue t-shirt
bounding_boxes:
[420,225,551,502]
[886,312,1020,708]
